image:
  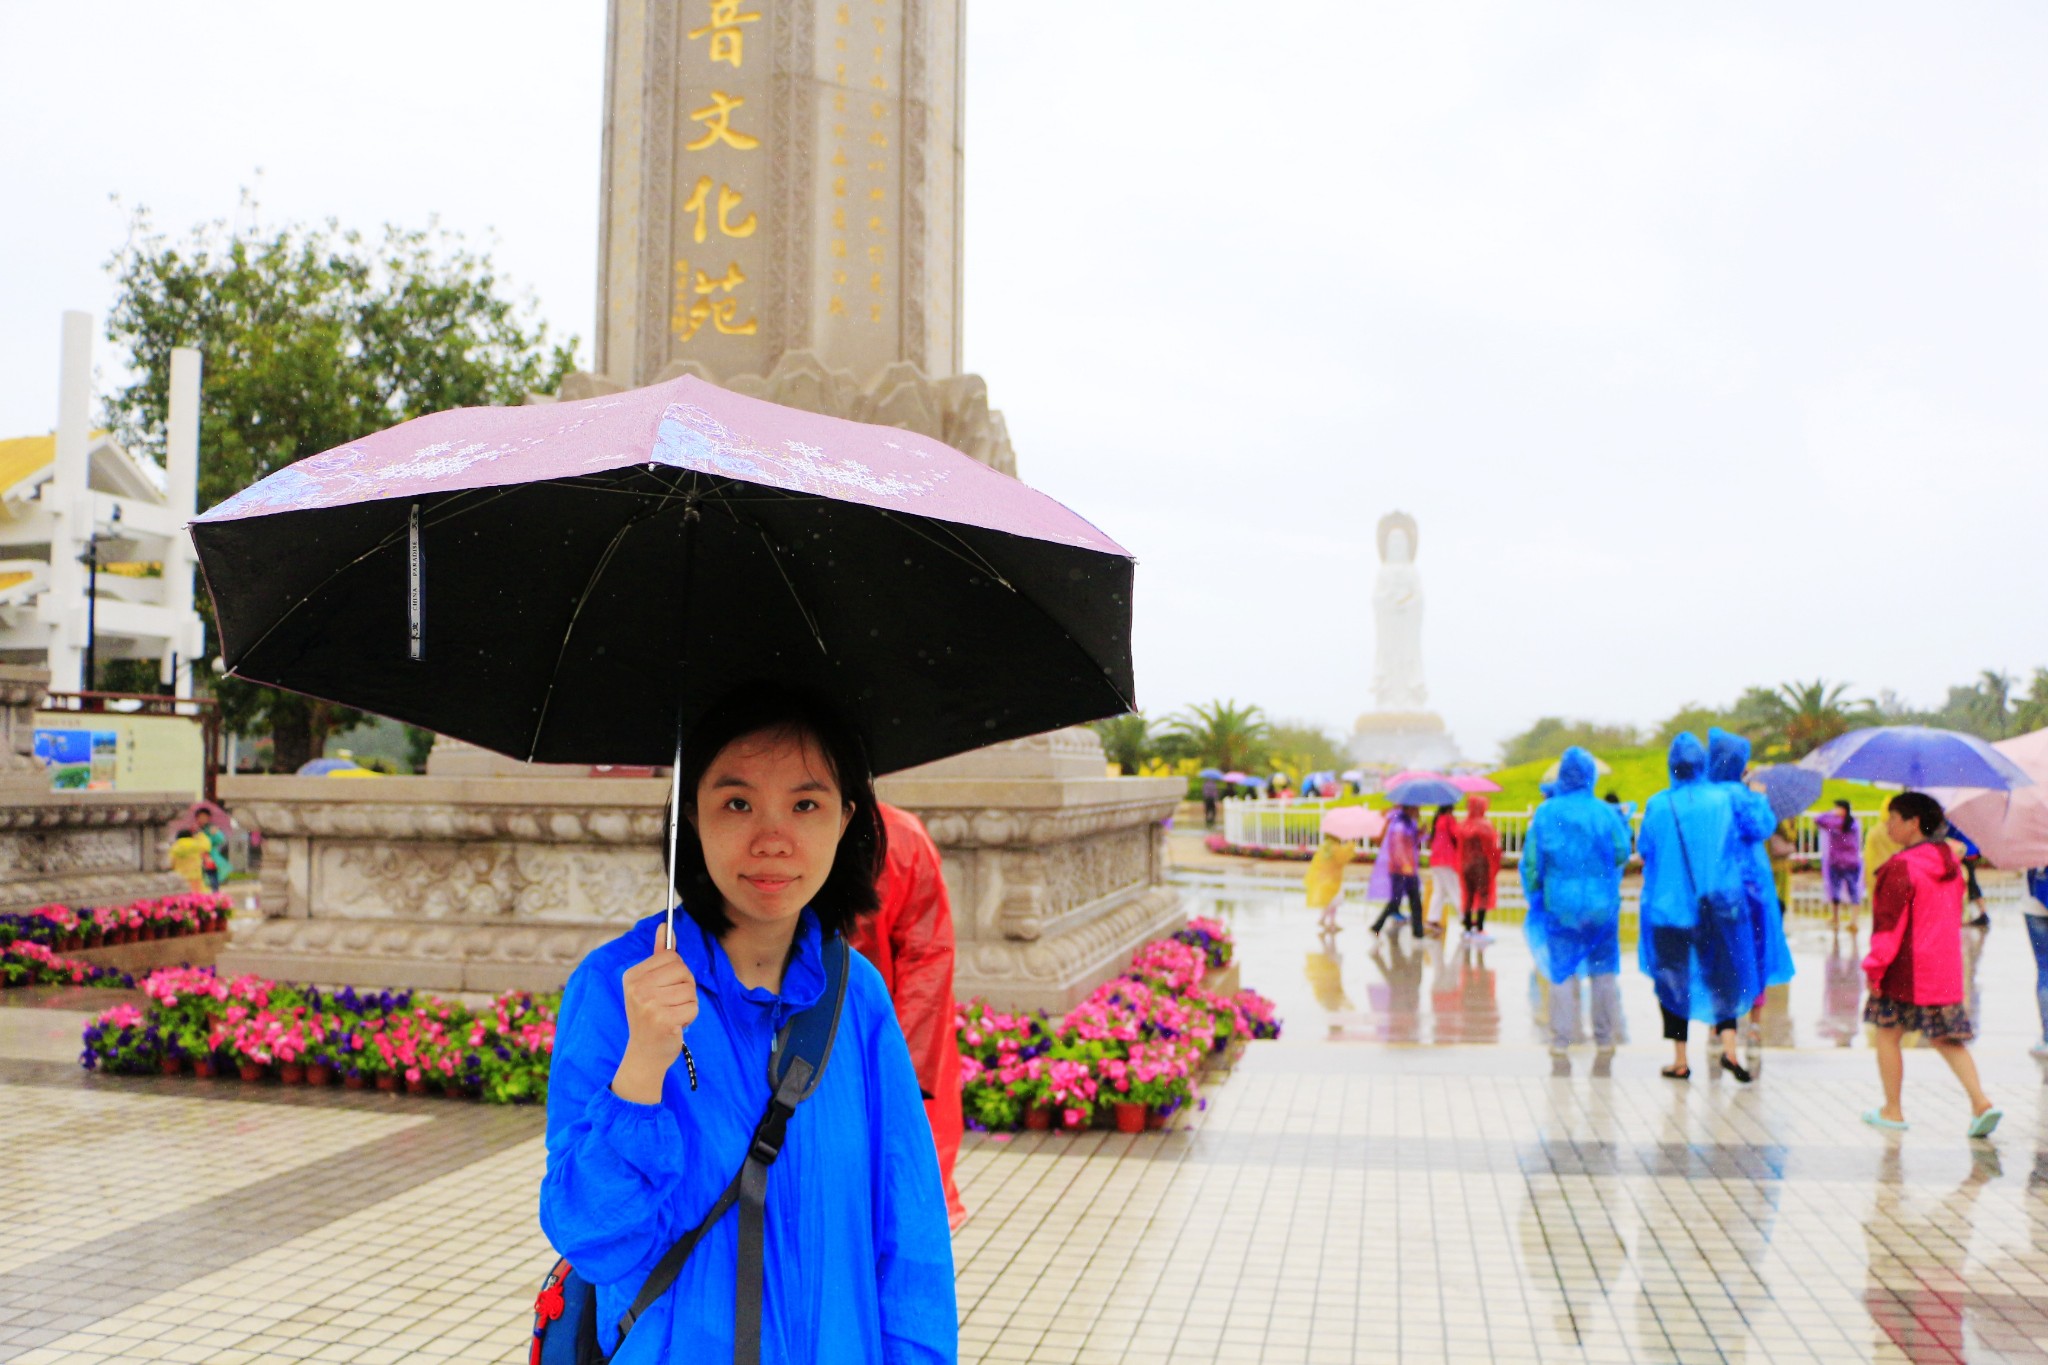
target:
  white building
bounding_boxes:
[0,312,205,696]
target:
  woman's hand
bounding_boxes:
[611,922,697,1105]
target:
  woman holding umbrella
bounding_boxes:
[540,687,958,1362]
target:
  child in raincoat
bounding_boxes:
[1860,792,2001,1138]
[540,687,957,1364]
[1520,747,1632,1065]
[1456,797,1502,943]
[1815,801,1863,926]
[169,829,211,894]
[1306,832,1355,933]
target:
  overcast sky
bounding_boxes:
[5,3,2046,759]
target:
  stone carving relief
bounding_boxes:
[992,831,1153,941]
[0,870,186,915]
[0,828,144,880]
[306,840,665,925]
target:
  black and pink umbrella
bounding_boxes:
[190,375,1137,776]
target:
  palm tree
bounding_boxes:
[1973,669,2016,739]
[1092,713,1153,775]
[1774,679,1869,759]
[1163,699,1271,773]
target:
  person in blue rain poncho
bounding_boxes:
[539,687,957,1364]
[1706,728,1796,1058]
[1636,732,1761,1083]
[1520,747,1633,1070]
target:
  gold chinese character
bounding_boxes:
[868,187,884,201]
[831,149,849,167]
[869,271,882,293]
[686,92,760,152]
[868,130,889,148]
[833,206,847,229]
[829,296,847,316]
[867,244,884,263]
[833,176,847,197]
[833,93,847,113]
[872,14,885,32]
[832,268,848,286]
[836,2,849,23]
[688,1,760,68]
[870,101,886,119]
[835,62,846,82]
[830,239,847,258]
[870,73,887,91]
[835,36,848,52]
[872,45,884,61]
[867,214,883,232]
[673,258,758,341]
[681,176,757,243]
[869,302,883,322]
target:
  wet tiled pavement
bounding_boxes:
[3,868,2045,1363]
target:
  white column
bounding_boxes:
[164,346,205,698]
[44,312,93,692]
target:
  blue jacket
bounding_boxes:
[539,909,957,1363]
[1520,747,1632,981]
[1706,728,1796,992]
[1637,733,1762,1023]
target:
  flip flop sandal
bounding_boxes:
[1967,1108,2003,1139]
[1862,1109,1909,1132]
[1660,1065,1690,1081]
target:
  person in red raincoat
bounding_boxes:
[1457,796,1503,943]
[848,803,967,1225]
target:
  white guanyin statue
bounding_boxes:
[1350,510,1460,768]
[1371,512,1427,711]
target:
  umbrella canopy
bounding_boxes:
[1927,727,2048,868]
[1321,805,1386,841]
[1198,768,1225,780]
[1383,769,1448,789]
[192,375,1136,775]
[1542,753,1612,783]
[1221,771,1251,783]
[297,757,369,777]
[1385,777,1462,807]
[1449,773,1502,794]
[1798,726,2034,792]
[1339,769,1365,783]
[1748,765,1824,822]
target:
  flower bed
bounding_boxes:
[0,894,234,952]
[81,965,558,1103]
[1,940,132,990]
[958,920,1280,1134]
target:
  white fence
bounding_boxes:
[1220,797,1888,864]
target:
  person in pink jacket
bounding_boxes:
[1861,792,2002,1137]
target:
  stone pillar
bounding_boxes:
[877,729,1185,1015]
[598,0,962,390]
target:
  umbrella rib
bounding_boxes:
[524,503,667,761]
[876,511,1015,588]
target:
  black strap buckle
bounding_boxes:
[748,1101,793,1167]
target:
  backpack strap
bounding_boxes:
[613,934,851,1361]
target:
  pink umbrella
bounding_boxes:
[1321,806,1386,841]
[1927,726,2048,869]
[1450,774,1502,794]
[1382,769,1449,789]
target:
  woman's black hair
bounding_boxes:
[1835,798,1852,813]
[667,683,884,940]
[1887,791,1946,839]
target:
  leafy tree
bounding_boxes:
[2013,669,2048,735]
[1651,704,1730,751]
[1769,679,1870,759]
[1091,713,1153,776]
[1163,699,1271,773]
[1500,717,1640,768]
[1267,721,1349,776]
[104,202,577,772]
[1931,669,2016,740]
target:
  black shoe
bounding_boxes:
[1720,1056,1753,1084]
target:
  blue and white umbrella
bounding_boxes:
[1748,765,1825,822]
[1385,777,1463,807]
[1798,726,2034,791]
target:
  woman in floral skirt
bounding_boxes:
[1861,791,2002,1138]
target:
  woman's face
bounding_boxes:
[691,727,854,933]
[1885,808,1918,846]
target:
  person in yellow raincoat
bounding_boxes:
[169,829,210,893]
[1306,832,1354,932]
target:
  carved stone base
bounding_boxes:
[0,781,191,914]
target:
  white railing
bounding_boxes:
[1219,801,1890,863]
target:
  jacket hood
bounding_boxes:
[1467,795,1490,818]
[1667,732,1707,783]
[1707,727,1752,784]
[1901,838,1960,882]
[1555,746,1598,795]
